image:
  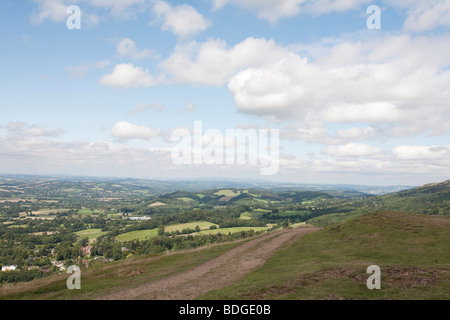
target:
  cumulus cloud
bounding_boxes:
[211,0,450,31]
[152,0,211,37]
[111,121,161,141]
[159,37,290,86]
[116,38,160,60]
[30,0,69,24]
[400,0,450,32]
[226,34,450,142]
[100,63,159,88]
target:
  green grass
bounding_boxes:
[214,190,240,197]
[77,209,105,215]
[4,211,448,300]
[176,197,196,203]
[197,226,270,235]
[114,222,220,241]
[200,211,450,300]
[75,229,107,241]
[115,229,159,241]
[270,210,310,217]
[239,209,270,220]
[0,242,242,300]
[165,221,218,233]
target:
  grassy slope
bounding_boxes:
[0,242,242,300]
[1,211,449,300]
[200,211,450,300]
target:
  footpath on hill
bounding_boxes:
[97,226,320,300]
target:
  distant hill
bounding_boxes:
[372,179,450,215]
[308,179,450,227]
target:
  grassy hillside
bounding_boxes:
[307,179,450,227]
[201,211,450,300]
[0,241,242,300]
[1,211,448,300]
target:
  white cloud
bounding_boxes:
[88,0,149,18]
[227,34,450,139]
[210,0,373,23]
[212,0,305,24]
[160,37,290,86]
[398,0,450,32]
[30,0,69,24]
[393,145,450,161]
[4,122,64,137]
[117,38,160,60]
[152,1,211,37]
[321,102,403,123]
[127,103,164,115]
[100,63,159,88]
[212,0,450,31]
[111,121,160,141]
[322,143,383,158]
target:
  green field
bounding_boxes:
[214,190,240,197]
[115,229,159,241]
[239,209,270,220]
[198,226,270,235]
[77,209,105,215]
[176,197,196,203]
[114,222,220,241]
[165,221,218,233]
[75,229,107,241]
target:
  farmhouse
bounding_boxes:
[128,216,151,221]
[1,265,17,272]
[82,246,93,255]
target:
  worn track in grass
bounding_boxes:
[97,226,319,300]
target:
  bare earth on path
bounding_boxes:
[97,226,320,300]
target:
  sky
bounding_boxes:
[0,0,449,186]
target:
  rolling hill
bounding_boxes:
[1,211,448,300]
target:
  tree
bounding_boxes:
[157,225,165,237]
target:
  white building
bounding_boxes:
[1,265,17,272]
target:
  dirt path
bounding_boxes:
[97,226,319,300]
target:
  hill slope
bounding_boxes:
[307,179,450,227]
[1,211,448,300]
[201,211,450,300]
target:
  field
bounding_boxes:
[164,221,218,233]
[239,209,270,220]
[115,229,159,242]
[18,209,60,220]
[197,226,271,235]
[1,211,449,300]
[214,190,241,197]
[75,229,107,241]
[77,209,105,215]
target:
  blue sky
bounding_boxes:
[0,0,449,186]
